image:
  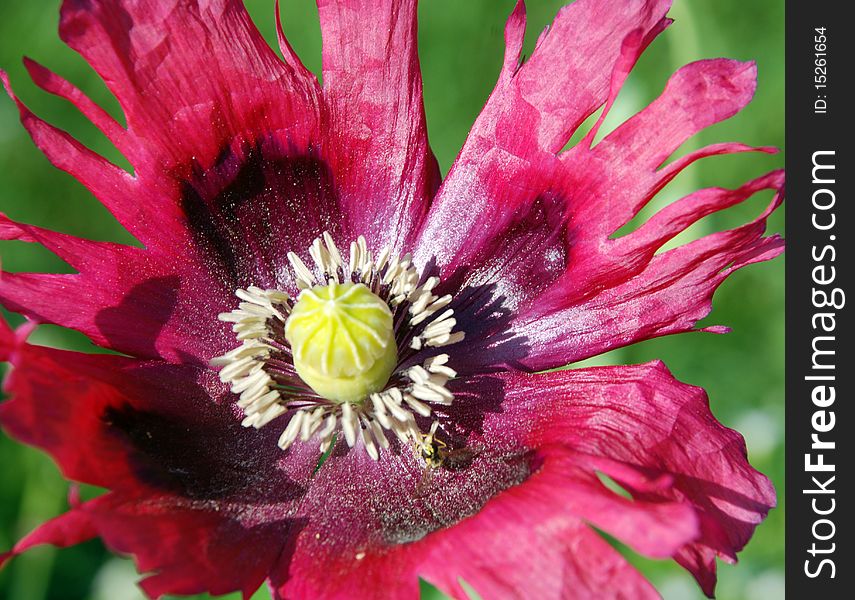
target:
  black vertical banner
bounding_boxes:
[786,1,853,597]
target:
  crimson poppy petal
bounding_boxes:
[489,363,776,594]
[2,491,299,600]
[420,506,661,600]
[0,322,319,598]
[1,0,331,362]
[317,0,440,251]
[411,6,778,375]
[445,168,782,374]
[0,506,97,571]
[264,360,769,598]
[1,322,318,495]
[416,0,672,273]
[273,446,670,599]
[0,214,234,363]
[90,493,297,599]
[566,59,762,243]
[0,1,782,597]
[505,177,783,370]
[58,0,319,176]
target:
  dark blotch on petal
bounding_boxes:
[444,284,532,375]
[430,192,569,374]
[103,403,303,504]
[179,140,343,291]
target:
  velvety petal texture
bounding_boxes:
[1,0,781,598]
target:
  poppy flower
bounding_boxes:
[0,0,783,598]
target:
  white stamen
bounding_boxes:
[239,388,279,412]
[361,421,379,460]
[404,393,432,417]
[287,252,316,289]
[409,291,432,316]
[341,402,358,447]
[423,310,455,335]
[375,247,391,273]
[368,418,390,449]
[318,413,338,446]
[382,255,401,284]
[428,331,465,347]
[319,435,335,454]
[218,356,257,381]
[278,411,304,449]
[348,240,360,278]
[411,384,448,404]
[425,355,457,378]
[361,252,374,282]
[232,369,270,395]
[422,277,439,292]
[408,292,452,326]
[407,365,430,384]
[323,232,343,271]
[309,238,331,275]
[382,392,412,423]
[370,393,393,429]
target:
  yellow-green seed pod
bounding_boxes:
[285,282,397,403]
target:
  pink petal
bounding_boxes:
[317,0,440,251]
[485,362,776,593]
[539,60,771,312]
[88,493,293,599]
[58,0,319,176]
[509,175,783,370]
[275,362,766,597]
[274,429,538,597]
[0,214,233,363]
[274,444,663,600]
[415,0,672,269]
[3,491,296,600]
[1,322,317,492]
[0,322,319,598]
[410,5,779,376]
[23,57,129,157]
[562,59,762,245]
[2,0,443,361]
[0,507,97,570]
[0,70,158,245]
[523,448,698,559]
[421,501,659,600]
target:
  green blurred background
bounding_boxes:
[0,0,784,599]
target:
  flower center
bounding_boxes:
[211,233,465,460]
[285,282,397,403]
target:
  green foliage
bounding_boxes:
[0,1,783,599]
